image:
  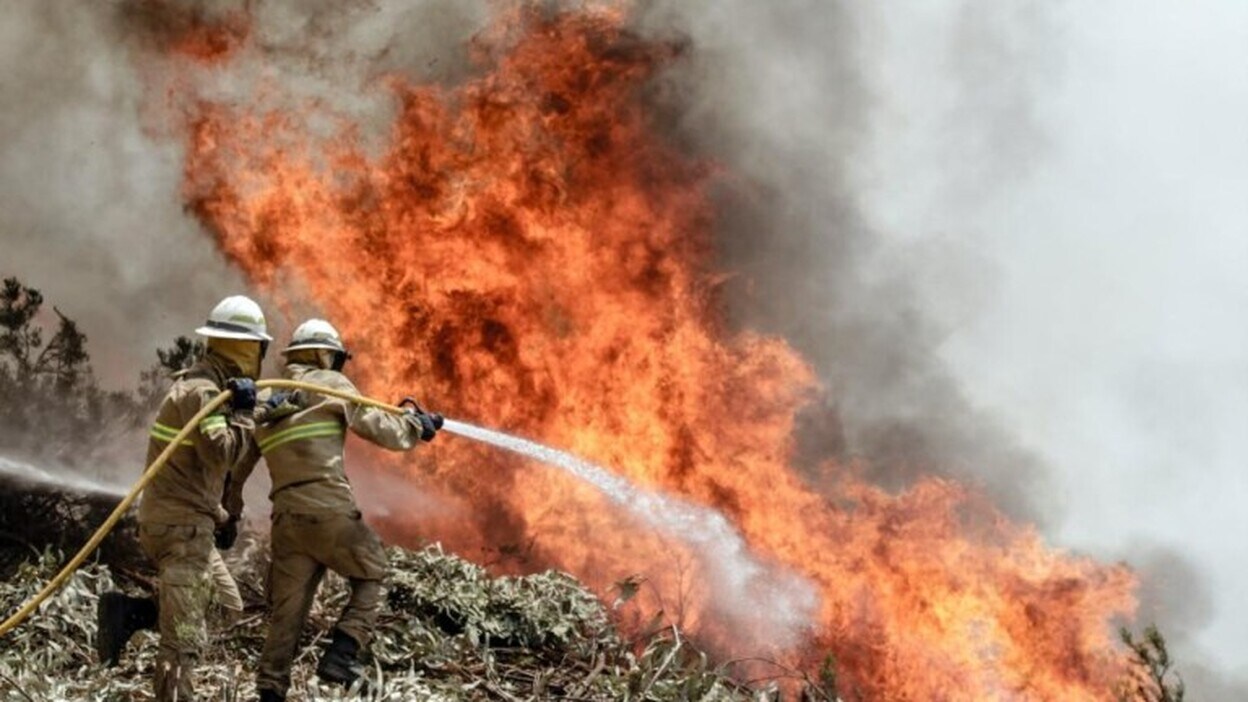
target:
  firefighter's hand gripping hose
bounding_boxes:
[0,379,416,638]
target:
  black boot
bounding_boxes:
[316,628,366,688]
[257,689,285,702]
[96,591,158,667]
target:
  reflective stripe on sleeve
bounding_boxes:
[198,415,229,433]
[258,421,344,455]
[149,421,193,447]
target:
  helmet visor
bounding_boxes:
[196,319,275,342]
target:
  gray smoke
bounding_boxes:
[808,1,1248,697]
[631,1,1061,526]
[640,1,1247,696]
[0,2,250,385]
[0,1,477,385]
[2,0,1244,695]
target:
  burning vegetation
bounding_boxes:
[0,0,1199,700]
[143,3,1143,699]
[0,278,1184,700]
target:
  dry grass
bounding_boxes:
[0,535,763,701]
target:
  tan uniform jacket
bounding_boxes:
[232,364,418,515]
[138,355,253,529]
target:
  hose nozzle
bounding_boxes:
[398,396,443,438]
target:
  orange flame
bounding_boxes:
[150,4,1138,699]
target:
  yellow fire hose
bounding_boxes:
[0,379,410,638]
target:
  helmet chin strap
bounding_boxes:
[330,350,352,372]
[314,348,345,371]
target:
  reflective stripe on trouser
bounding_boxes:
[139,523,214,702]
[256,511,387,696]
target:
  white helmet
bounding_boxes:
[283,318,346,354]
[195,295,273,342]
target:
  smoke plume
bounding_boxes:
[3,0,1244,696]
[0,3,252,384]
[631,1,1060,526]
[2,1,1046,518]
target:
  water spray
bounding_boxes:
[443,418,735,540]
[441,418,819,640]
[0,455,127,498]
[391,396,783,579]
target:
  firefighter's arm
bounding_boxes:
[216,435,257,551]
[321,372,422,451]
[187,382,254,473]
[222,435,261,519]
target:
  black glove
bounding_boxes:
[397,397,442,441]
[214,517,239,550]
[404,409,439,442]
[257,391,301,425]
[263,391,289,409]
[225,378,257,412]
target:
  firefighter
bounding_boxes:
[231,319,439,702]
[95,295,270,701]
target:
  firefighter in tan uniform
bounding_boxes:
[233,319,439,702]
[96,295,271,701]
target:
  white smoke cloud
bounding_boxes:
[853,0,1248,694]
[0,3,251,386]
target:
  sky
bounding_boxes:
[857,0,1248,686]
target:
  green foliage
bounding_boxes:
[0,277,140,464]
[1119,625,1185,702]
[0,550,139,700]
[137,335,205,407]
[0,278,47,376]
[385,545,612,652]
[0,279,150,572]
[814,654,840,701]
[157,335,206,373]
[0,277,207,464]
[0,277,92,392]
